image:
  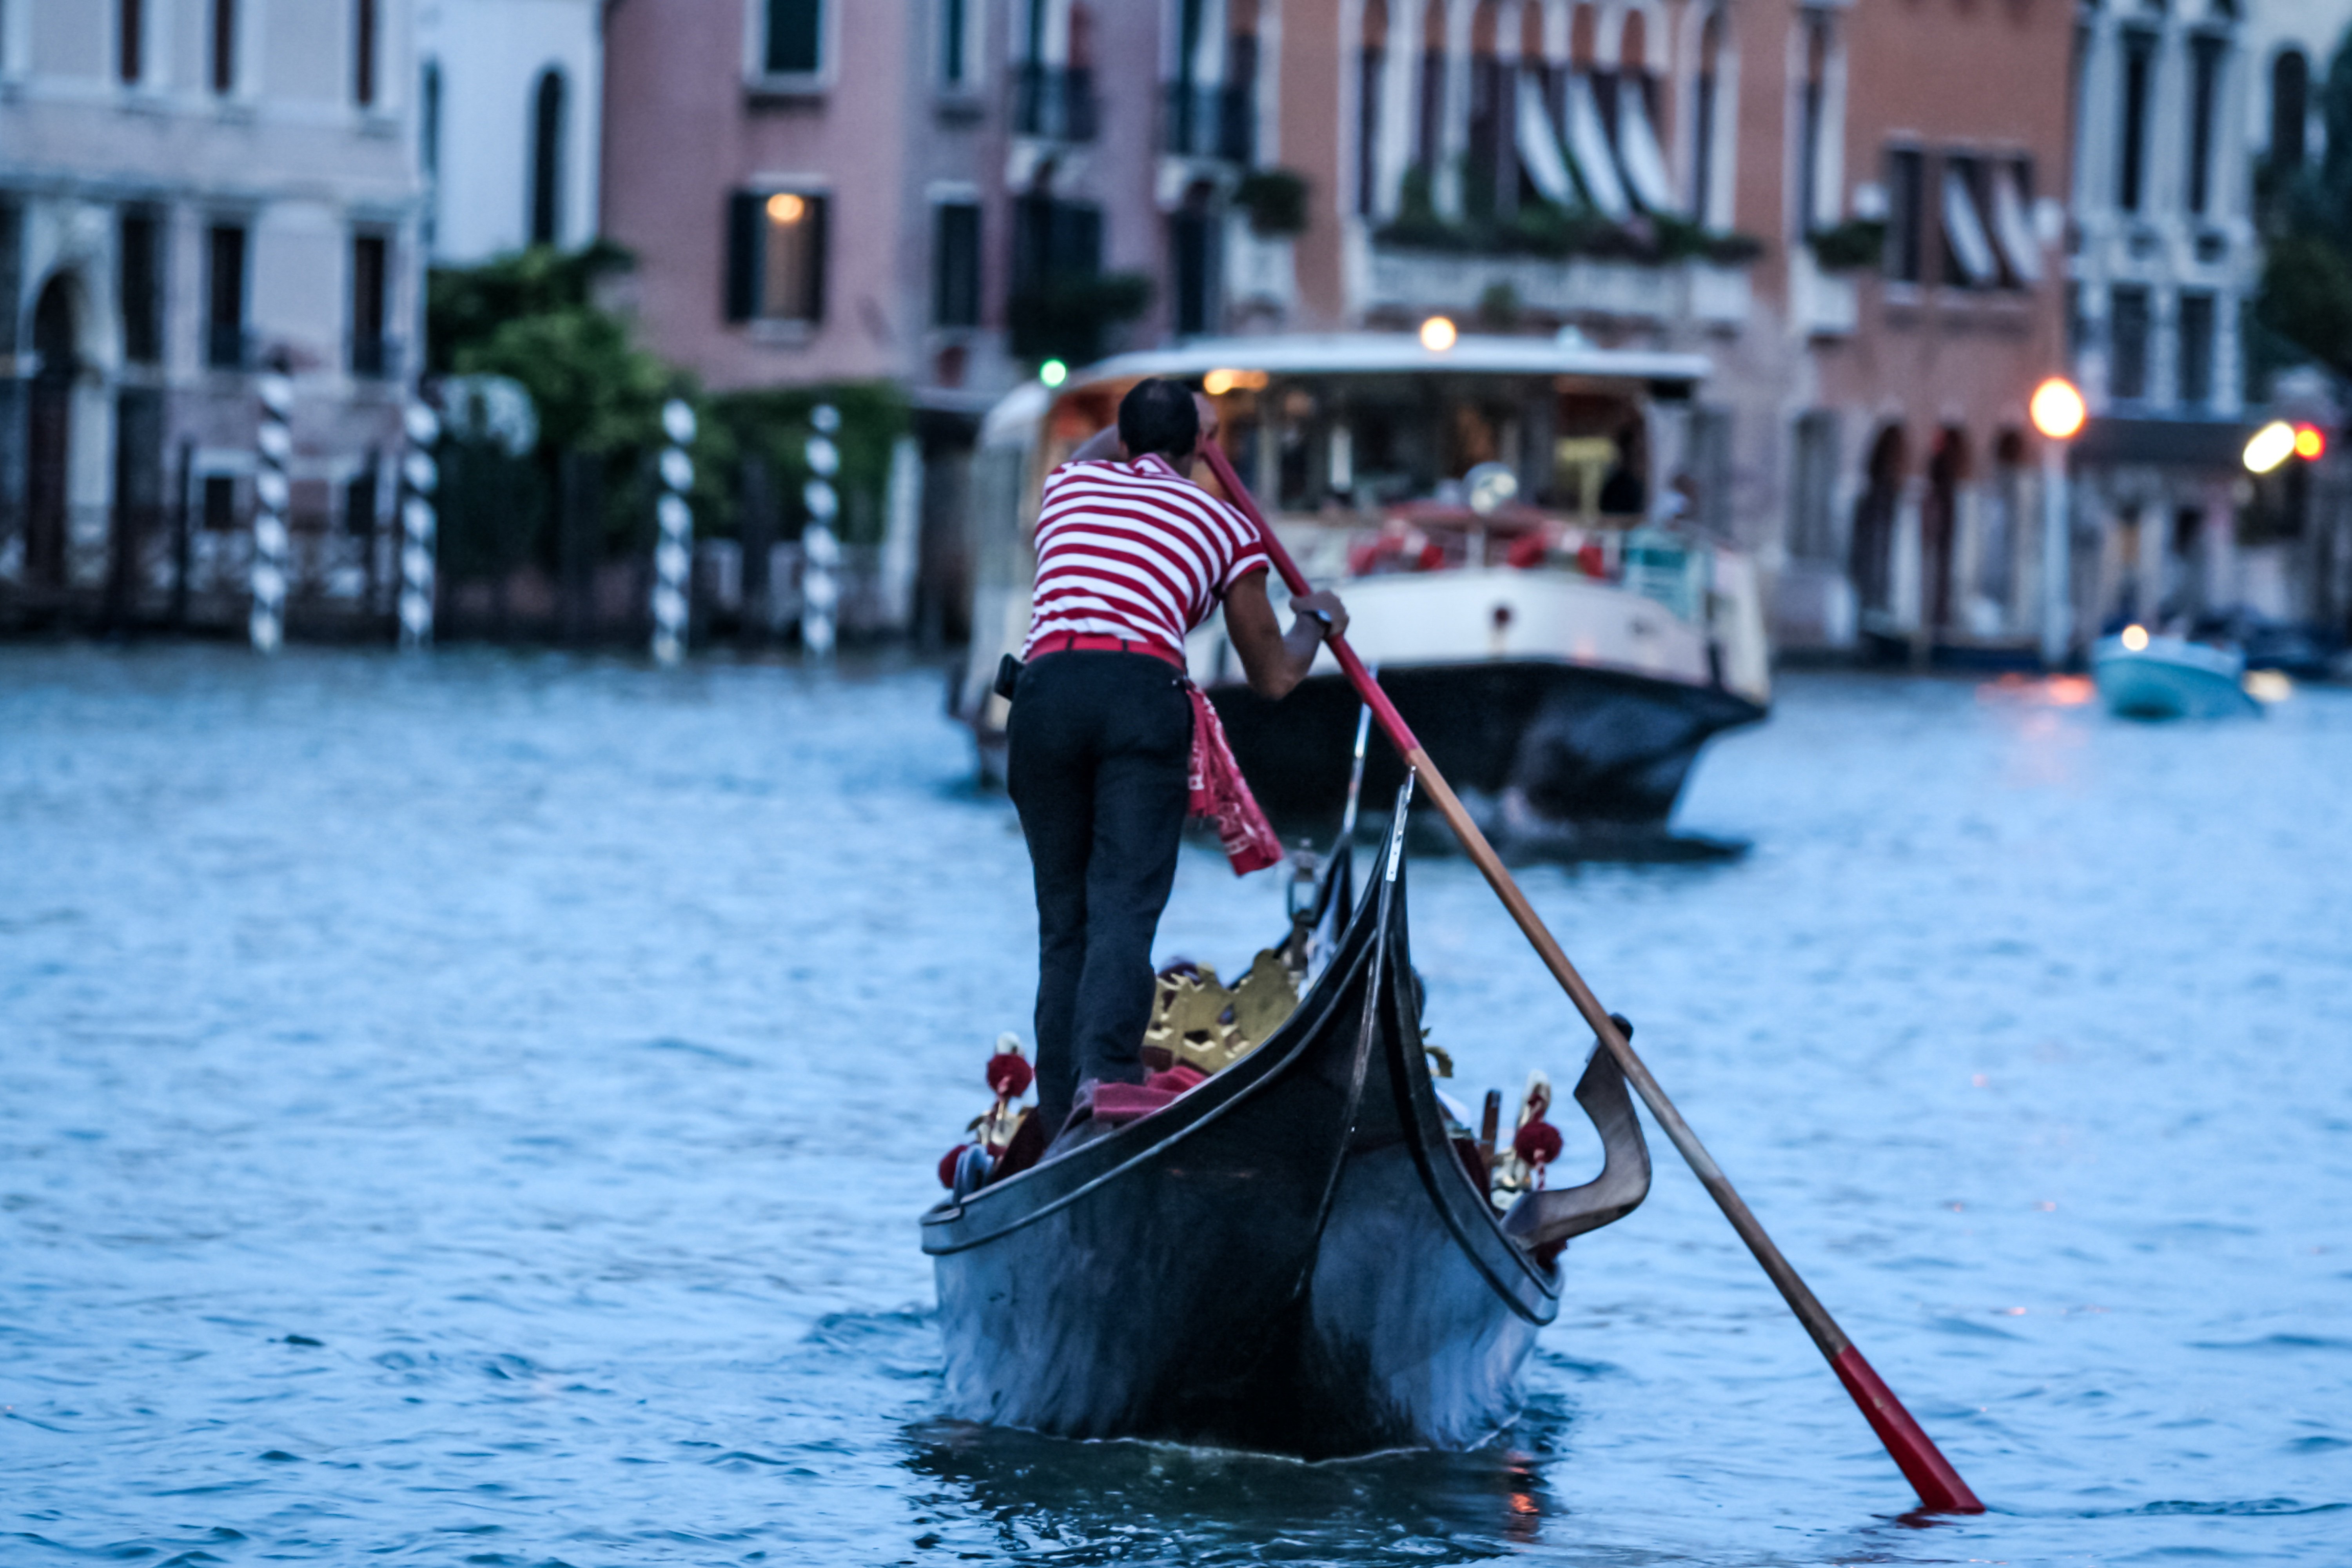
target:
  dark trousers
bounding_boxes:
[1007,651,1194,1132]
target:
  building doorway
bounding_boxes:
[1850,424,1905,616]
[26,275,78,588]
[1921,426,1969,635]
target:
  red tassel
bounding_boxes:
[986,1053,1034,1099]
[938,1145,970,1189]
[1513,1120,1562,1166]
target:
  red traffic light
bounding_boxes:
[2294,423,2327,461]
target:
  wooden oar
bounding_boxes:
[1202,442,1984,1515]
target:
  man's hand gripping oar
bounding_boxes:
[1199,439,1985,1516]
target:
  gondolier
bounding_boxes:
[1007,377,1347,1141]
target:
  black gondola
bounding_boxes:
[921,785,1652,1459]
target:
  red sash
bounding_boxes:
[1185,684,1283,875]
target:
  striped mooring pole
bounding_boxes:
[801,403,840,662]
[399,400,440,651]
[248,372,293,654]
[652,397,696,666]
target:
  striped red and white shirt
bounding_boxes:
[1021,453,1270,662]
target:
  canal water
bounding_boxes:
[3,647,2347,1566]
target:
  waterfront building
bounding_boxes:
[2063,0,2260,644]
[1772,0,2075,660]
[598,0,1203,639]
[2229,0,2352,634]
[0,0,425,633]
[416,0,603,263]
[1248,2,2073,661]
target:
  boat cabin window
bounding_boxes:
[1040,371,1657,544]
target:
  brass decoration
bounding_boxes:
[1229,949,1301,1050]
[1143,949,1304,1076]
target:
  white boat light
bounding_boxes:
[2244,669,2294,703]
[2120,624,2149,652]
[2244,420,2296,475]
[1419,316,1458,352]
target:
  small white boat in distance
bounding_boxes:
[2092,626,2260,720]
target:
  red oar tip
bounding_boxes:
[1830,1345,1985,1514]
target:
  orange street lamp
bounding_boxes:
[2029,377,2087,441]
[2029,377,2086,667]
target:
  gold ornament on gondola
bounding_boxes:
[1143,949,1303,1075]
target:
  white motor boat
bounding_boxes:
[955,334,1770,835]
[2091,627,2260,720]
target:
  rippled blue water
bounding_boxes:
[4,646,2348,1566]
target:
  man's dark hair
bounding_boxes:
[1118,378,1199,461]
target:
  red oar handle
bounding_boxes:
[1197,438,1984,1515]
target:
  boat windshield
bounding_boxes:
[1045,370,1659,528]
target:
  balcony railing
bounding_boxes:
[1013,63,1097,143]
[1365,243,1752,328]
[1164,82,1254,163]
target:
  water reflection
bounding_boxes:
[903,1419,1561,1564]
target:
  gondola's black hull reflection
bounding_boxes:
[922,808,1596,1459]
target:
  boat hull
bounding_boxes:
[2092,638,2258,720]
[922,802,1593,1458]
[1206,659,1764,826]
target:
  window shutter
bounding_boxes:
[804,194,829,323]
[725,192,760,322]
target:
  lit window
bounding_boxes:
[726,191,829,326]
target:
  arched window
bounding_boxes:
[530,69,566,247]
[2272,49,2309,169]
